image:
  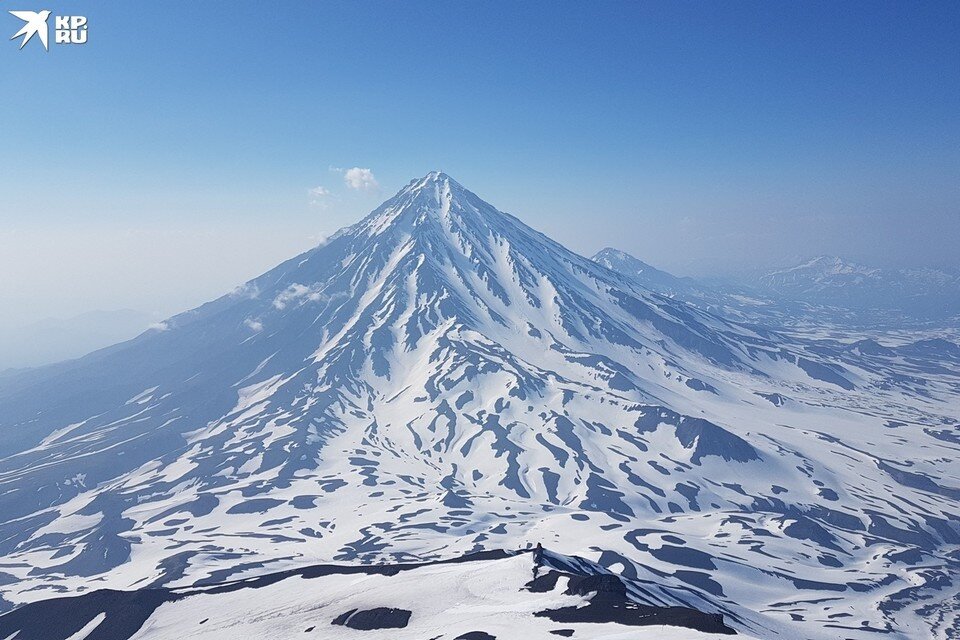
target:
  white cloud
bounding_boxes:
[244,318,263,332]
[148,321,170,332]
[272,283,312,310]
[230,282,260,299]
[308,185,332,208]
[272,282,347,310]
[343,167,378,191]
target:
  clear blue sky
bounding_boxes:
[1,1,958,326]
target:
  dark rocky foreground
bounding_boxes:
[0,547,736,639]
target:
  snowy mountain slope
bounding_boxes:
[0,548,739,639]
[0,173,957,639]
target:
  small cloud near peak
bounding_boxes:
[343,167,378,191]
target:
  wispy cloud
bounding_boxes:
[243,318,263,332]
[272,283,313,310]
[343,167,378,191]
[308,232,329,246]
[272,282,347,310]
[308,185,332,208]
[230,282,260,299]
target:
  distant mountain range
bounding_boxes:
[753,255,960,317]
[593,248,960,324]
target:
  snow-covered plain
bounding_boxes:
[0,173,956,639]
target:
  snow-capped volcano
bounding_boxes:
[0,173,957,639]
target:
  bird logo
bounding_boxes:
[9,10,51,50]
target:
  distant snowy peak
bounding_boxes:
[593,248,658,274]
[798,255,874,273]
[591,248,691,293]
[761,255,881,285]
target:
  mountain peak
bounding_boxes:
[391,170,468,205]
[594,247,652,267]
[773,255,877,277]
[405,170,462,193]
[592,247,685,290]
[353,171,496,239]
[422,169,454,182]
[806,255,847,268]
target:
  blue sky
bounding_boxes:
[1,1,958,326]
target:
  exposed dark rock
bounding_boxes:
[0,588,168,640]
[797,358,855,390]
[332,607,411,630]
[527,551,736,635]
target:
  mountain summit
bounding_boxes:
[0,174,957,638]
